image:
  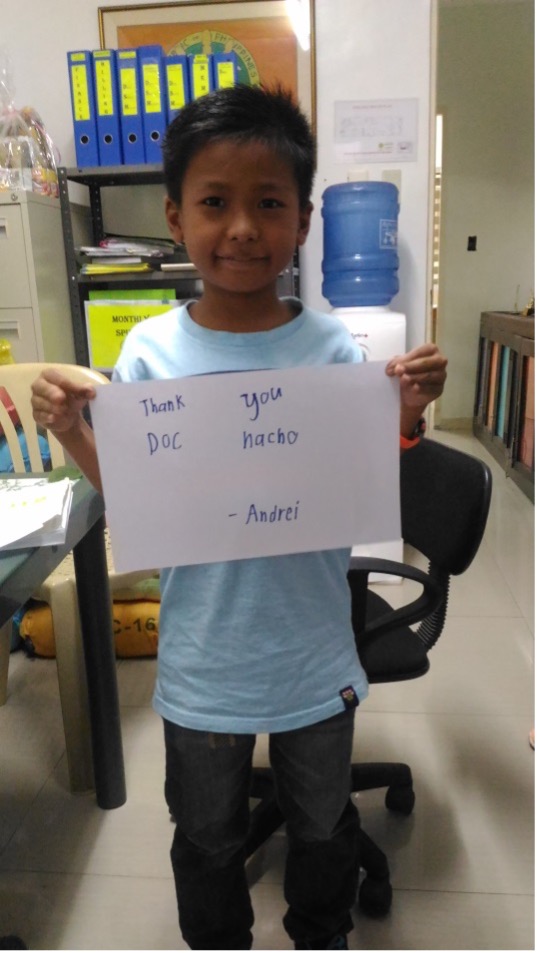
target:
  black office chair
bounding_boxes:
[246,437,492,917]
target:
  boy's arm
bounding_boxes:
[385,343,448,439]
[31,370,104,496]
[52,416,103,496]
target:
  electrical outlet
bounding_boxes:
[382,169,402,196]
[346,168,369,182]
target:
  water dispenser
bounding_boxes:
[322,180,406,576]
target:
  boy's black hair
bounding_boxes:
[162,84,316,210]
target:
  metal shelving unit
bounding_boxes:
[58,166,200,365]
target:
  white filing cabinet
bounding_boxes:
[0,190,75,363]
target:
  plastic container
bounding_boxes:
[21,106,59,197]
[0,109,53,194]
[322,181,400,307]
[0,49,58,195]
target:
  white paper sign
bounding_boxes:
[334,98,418,163]
[91,363,400,571]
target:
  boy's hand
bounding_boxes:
[386,344,447,438]
[386,344,447,408]
[31,369,96,434]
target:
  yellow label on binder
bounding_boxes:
[120,67,138,116]
[166,63,187,111]
[71,65,90,122]
[192,55,210,99]
[142,63,162,113]
[95,58,114,116]
[217,62,235,89]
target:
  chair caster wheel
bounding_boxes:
[385,783,415,815]
[358,874,393,917]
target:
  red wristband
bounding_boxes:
[400,433,421,450]
[400,416,426,450]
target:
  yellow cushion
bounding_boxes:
[113,600,159,657]
[19,599,160,658]
[19,602,57,658]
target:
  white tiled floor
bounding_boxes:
[0,432,534,950]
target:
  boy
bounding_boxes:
[32,85,447,950]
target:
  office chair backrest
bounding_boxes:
[399,437,492,653]
[348,437,492,680]
[400,438,492,576]
[0,362,109,472]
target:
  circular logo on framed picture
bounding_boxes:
[169,29,260,85]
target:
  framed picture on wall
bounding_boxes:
[98,0,316,123]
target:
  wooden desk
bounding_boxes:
[0,477,126,809]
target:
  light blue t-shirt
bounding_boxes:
[113,299,369,733]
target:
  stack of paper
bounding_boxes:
[79,237,175,257]
[0,477,74,551]
[76,237,178,275]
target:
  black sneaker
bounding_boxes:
[295,935,348,950]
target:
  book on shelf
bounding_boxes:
[83,256,144,266]
[78,237,175,257]
[80,262,155,275]
[88,288,177,301]
[76,237,180,275]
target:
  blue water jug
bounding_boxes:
[322,181,400,307]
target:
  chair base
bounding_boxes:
[352,760,415,915]
[351,761,416,814]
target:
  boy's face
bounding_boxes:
[165,139,312,301]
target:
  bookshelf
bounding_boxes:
[58,165,198,367]
[473,310,534,501]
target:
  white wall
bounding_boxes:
[306,0,435,351]
[2,0,434,348]
[436,0,534,426]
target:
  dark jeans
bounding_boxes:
[163,710,360,950]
